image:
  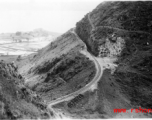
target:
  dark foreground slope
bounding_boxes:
[50,1,152,118]
[0,61,53,119]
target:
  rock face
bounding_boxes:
[0,61,52,119]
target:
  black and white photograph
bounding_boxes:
[0,0,152,119]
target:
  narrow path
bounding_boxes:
[97,26,152,36]
[88,13,95,29]
[87,13,152,36]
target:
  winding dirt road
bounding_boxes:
[48,30,103,107]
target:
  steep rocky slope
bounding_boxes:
[0,61,53,119]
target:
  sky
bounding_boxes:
[0,0,103,34]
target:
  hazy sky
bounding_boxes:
[0,0,103,33]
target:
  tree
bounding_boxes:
[17,55,21,61]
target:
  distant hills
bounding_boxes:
[0,28,61,42]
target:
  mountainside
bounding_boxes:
[73,1,152,118]
[11,1,152,119]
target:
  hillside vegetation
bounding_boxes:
[0,61,53,119]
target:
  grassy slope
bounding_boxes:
[18,30,96,102]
